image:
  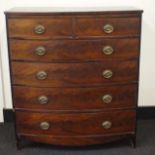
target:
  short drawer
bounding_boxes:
[11,60,138,87]
[16,110,136,136]
[7,17,72,39]
[13,84,137,111]
[75,17,140,37]
[9,38,139,62]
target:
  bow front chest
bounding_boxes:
[5,7,143,148]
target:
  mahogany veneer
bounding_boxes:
[10,38,139,62]
[5,7,143,149]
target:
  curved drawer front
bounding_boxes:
[16,110,136,136]
[9,38,139,62]
[76,17,140,37]
[12,60,138,87]
[13,84,137,111]
[8,17,72,39]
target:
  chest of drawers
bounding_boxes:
[5,7,143,149]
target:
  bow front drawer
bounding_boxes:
[7,17,72,39]
[11,60,138,87]
[13,84,137,111]
[9,38,139,62]
[75,17,140,37]
[16,110,136,136]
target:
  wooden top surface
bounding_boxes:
[5,7,143,15]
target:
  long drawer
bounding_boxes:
[9,38,139,62]
[11,60,138,87]
[13,84,137,111]
[16,110,136,136]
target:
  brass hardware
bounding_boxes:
[103,24,114,34]
[102,94,112,103]
[34,25,45,34]
[102,69,113,79]
[38,95,49,104]
[35,46,46,56]
[40,122,50,130]
[103,46,114,55]
[36,71,48,80]
[102,121,112,129]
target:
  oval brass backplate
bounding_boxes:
[40,122,50,130]
[38,95,49,104]
[35,46,46,56]
[102,94,112,103]
[103,46,114,55]
[34,25,45,34]
[102,70,113,79]
[36,71,48,80]
[102,121,112,129]
[103,24,114,34]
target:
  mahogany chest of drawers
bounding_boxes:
[5,7,143,148]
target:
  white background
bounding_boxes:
[0,0,155,122]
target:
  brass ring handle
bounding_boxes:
[102,69,113,79]
[102,94,112,103]
[34,25,45,34]
[102,121,112,129]
[103,24,114,34]
[103,46,114,55]
[40,122,50,130]
[36,71,48,80]
[35,46,46,56]
[38,95,49,104]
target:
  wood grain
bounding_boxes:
[75,17,140,37]
[8,17,72,39]
[13,84,137,111]
[9,38,139,62]
[16,110,136,136]
[11,60,138,87]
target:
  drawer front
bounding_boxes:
[9,38,139,62]
[8,17,72,39]
[16,110,136,136]
[11,60,138,87]
[76,17,140,37]
[13,84,137,111]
